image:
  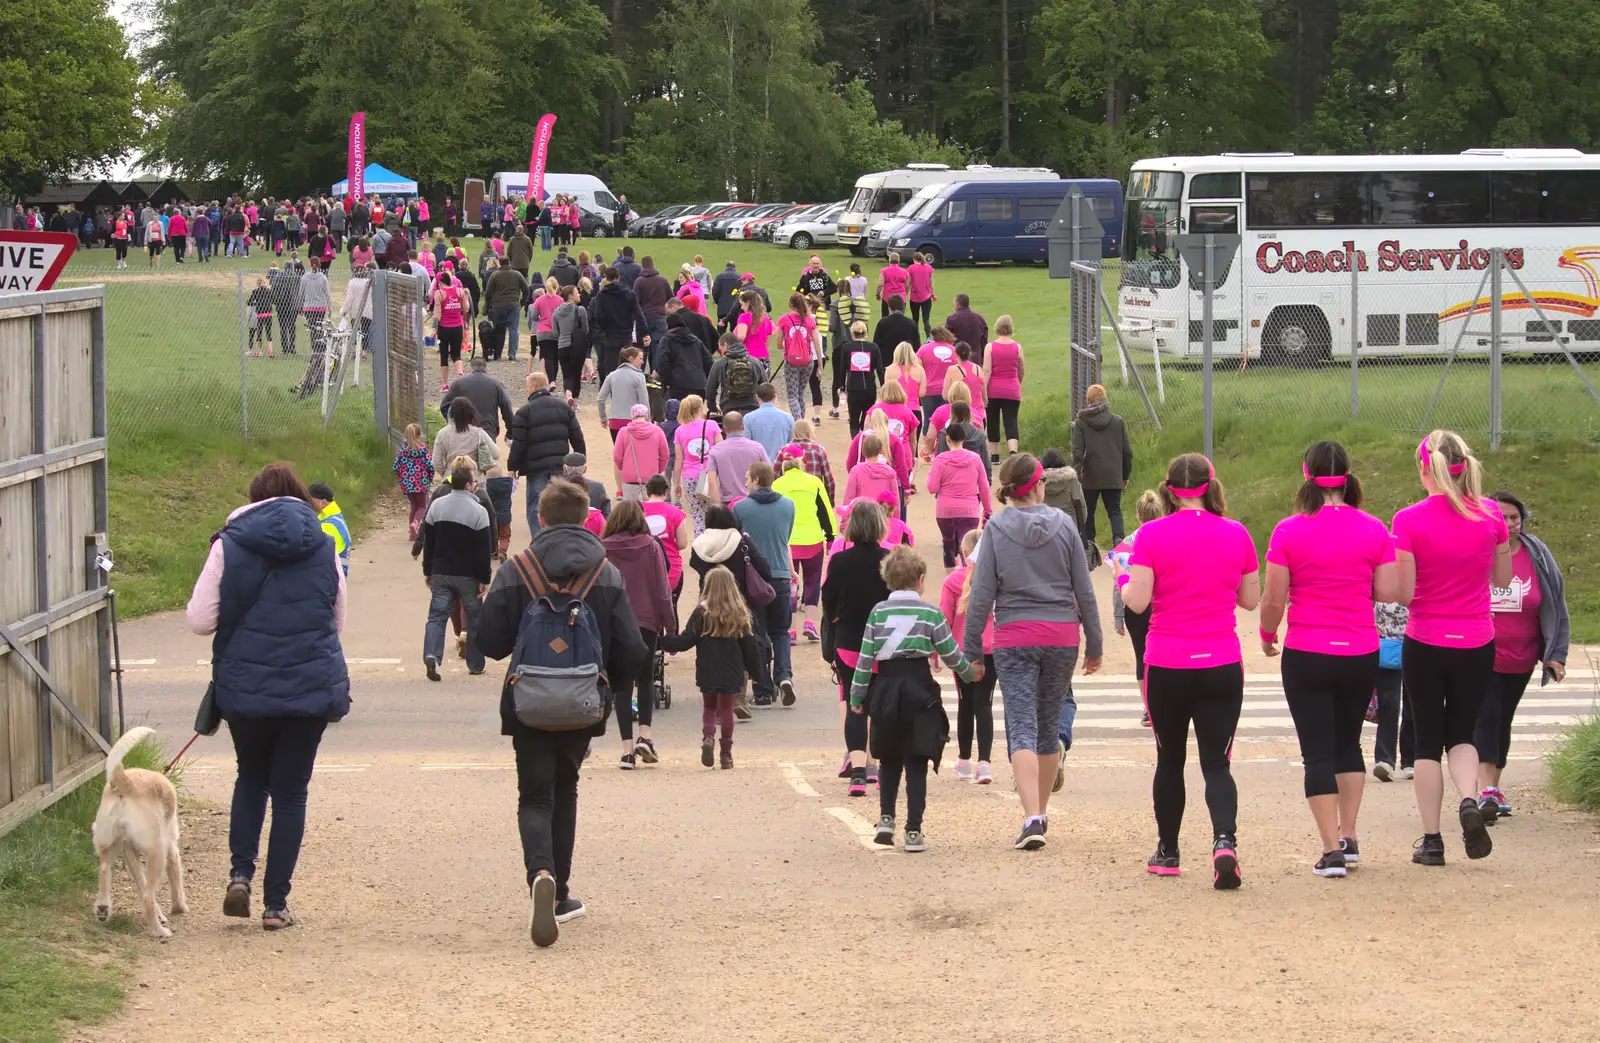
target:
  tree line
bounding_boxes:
[9,0,1600,203]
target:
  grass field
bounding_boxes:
[58,234,1600,633]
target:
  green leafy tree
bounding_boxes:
[0,0,141,193]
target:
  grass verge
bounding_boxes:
[1548,716,1600,812]
[0,738,177,1043]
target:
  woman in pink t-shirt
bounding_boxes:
[1258,442,1399,878]
[734,291,774,360]
[1378,432,1510,865]
[670,395,721,535]
[531,277,564,383]
[906,252,935,340]
[876,252,909,317]
[1122,453,1260,887]
[1474,490,1569,820]
[643,475,693,612]
[983,315,1025,459]
[1391,430,1512,865]
[915,329,959,424]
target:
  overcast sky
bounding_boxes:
[107,0,155,180]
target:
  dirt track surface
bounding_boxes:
[89,355,1600,1042]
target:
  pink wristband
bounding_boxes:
[1115,573,1131,589]
[1259,628,1276,644]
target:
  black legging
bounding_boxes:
[1281,648,1378,798]
[1401,637,1495,761]
[846,388,877,436]
[1083,488,1124,544]
[909,299,932,339]
[986,398,1021,444]
[1473,668,1534,770]
[538,336,559,383]
[830,344,848,410]
[809,358,823,408]
[1125,606,1151,681]
[559,341,589,399]
[615,627,658,741]
[955,653,996,762]
[878,753,929,831]
[1147,662,1243,850]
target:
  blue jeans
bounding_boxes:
[644,320,668,368]
[756,578,793,695]
[492,303,521,360]
[920,395,945,434]
[539,226,552,251]
[424,574,484,673]
[1058,680,1077,752]
[227,715,328,909]
[228,233,245,257]
[523,470,557,536]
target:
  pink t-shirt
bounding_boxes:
[1392,495,1508,648]
[1491,546,1542,672]
[875,402,920,444]
[940,567,994,655]
[987,340,1023,401]
[879,264,908,302]
[927,401,985,435]
[642,500,688,588]
[583,508,605,537]
[1266,506,1395,655]
[1131,509,1259,669]
[917,342,958,397]
[906,263,933,303]
[533,293,562,335]
[736,313,774,358]
[674,419,720,481]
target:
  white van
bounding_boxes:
[837,164,1058,254]
[489,171,626,217]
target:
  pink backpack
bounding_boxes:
[781,316,812,367]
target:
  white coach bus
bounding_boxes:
[1117,150,1600,362]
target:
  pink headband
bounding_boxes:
[1167,458,1215,500]
[1418,438,1468,476]
[1012,462,1045,499]
[1302,462,1348,488]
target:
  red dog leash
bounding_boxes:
[164,733,201,775]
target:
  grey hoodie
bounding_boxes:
[1519,532,1570,685]
[963,504,1102,659]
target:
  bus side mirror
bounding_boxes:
[932,212,942,225]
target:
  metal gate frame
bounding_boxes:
[370,269,429,445]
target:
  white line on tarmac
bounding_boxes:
[122,658,158,666]
[419,763,513,771]
[825,806,892,852]
[778,763,820,797]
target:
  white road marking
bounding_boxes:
[347,657,403,665]
[778,763,820,797]
[122,658,158,666]
[317,765,371,773]
[825,806,892,852]
[420,763,513,771]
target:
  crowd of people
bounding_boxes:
[187,248,1571,949]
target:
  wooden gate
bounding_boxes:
[0,286,114,836]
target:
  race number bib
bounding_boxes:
[1490,576,1530,613]
[646,514,669,538]
[932,345,953,362]
[850,351,872,372]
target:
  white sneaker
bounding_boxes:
[953,759,974,782]
[1401,765,1415,780]
[975,761,994,785]
[1373,762,1395,782]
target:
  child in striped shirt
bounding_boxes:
[849,545,979,852]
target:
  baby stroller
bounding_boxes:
[653,646,672,709]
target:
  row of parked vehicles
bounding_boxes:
[626,165,1126,266]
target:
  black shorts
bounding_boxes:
[148,240,164,255]
[438,325,464,363]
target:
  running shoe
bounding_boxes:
[1140,711,1151,728]
[619,754,635,771]
[1373,762,1395,782]
[1412,833,1445,866]
[848,771,867,797]
[634,737,658,763]
[733,701,753,722]
[440,384,450,394]
[953,759,974,782]
[804,620,820,641]
[789,630,798,646]
[701,741,715,768]
[903,830,927,853]
[779,678,796,707]
[1460,797,1493,859]
[456,633,468,659]
[424,655,441,682]
[1401,765,1415,780]
[839,754,853,779]
[1146,844,1180,876]
[1312,850,1348,878]
[529,873,558,947]
[1481,786,1511,820]
[828,408,840,419]
[811,415,821,426]
[866,765,879,791]
[1493,790,1513,817]
[1212,834,1241,890]
[975,762,993,785]
[554,897,585,924]
[1478,793,1499,826]
[874,815,895,845]
[1014,820,1046,851]
[1052,755,1066,794]
[1339,836,1361,865]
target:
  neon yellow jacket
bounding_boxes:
[773,468,834,546]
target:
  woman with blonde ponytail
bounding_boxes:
[1391,429,1513,868]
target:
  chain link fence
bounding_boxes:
[57,254,375,446]
[1100,246,1600,446]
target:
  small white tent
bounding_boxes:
[332,163,418,196]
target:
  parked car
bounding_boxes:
[722,203,794,240]
[738,203,809,241]
[665,202,736,238]
[775,202,847,250]
[630,204,694,237]
[698,203,769,241]
[679,202,757,239]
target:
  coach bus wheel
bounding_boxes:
[1263,307,1331,366]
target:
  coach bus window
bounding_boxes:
[1541,172,1600,223]
[1188,172,1241,200]
[1188,206,1238,234]
[1372,172,1490,226]
[1491,173,1543,224]
[1121,197,1181,290]
[1246,173,1368,228]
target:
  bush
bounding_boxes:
[1548,715,1600,813]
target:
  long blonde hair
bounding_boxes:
[404,422,425,450]
[865,407,892,454]
[942,376,972,405]
[678,394,707,424]
[1420,429,1486,518]
[892,341,917,370]
[956,528,983,615]
[700,566,753,637]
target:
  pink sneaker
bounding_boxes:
[975,761,993,785]
[789,630,798,646]
[803,620,819,641]
[953,759,974,782]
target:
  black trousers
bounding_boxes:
[878,753,929,831]
[615,628,658,740]
[275,308,299,354]
[985,398,1021,443]
[846,388,877,436]
[1147,663,1243,850]
[512,728,591,900]
[1083,487,1124,544]
[560,342,590,399]
[909,299,932,338]
[1402,637,1495,761]
[1125,606,1151,681]
[955,653,996,761]
[1474,668,1534,770]
[1373,666,1416,769]
[1281,648,1378,798]
[538,336,559,383]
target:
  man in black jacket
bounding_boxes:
[795,254,836,303]
[440,356,515,440]
[476,478,648,947]
[711,261,742,328]
[872,294,919,366]
[632,255,672,365]
[507,371,586,535]
[548,248,579,289]
[613,245,642,289]
[421,465,494,681]
[654,308,714,401]
[667,296,718,357]
[588,267,645,386]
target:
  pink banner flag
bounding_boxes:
[528,113,558,202]
[347,112,366,201]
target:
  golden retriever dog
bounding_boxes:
[92,726,187,938]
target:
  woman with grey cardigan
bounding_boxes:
[963,452,1103,852]
[552,285,592,400]
[300,258,333,354]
